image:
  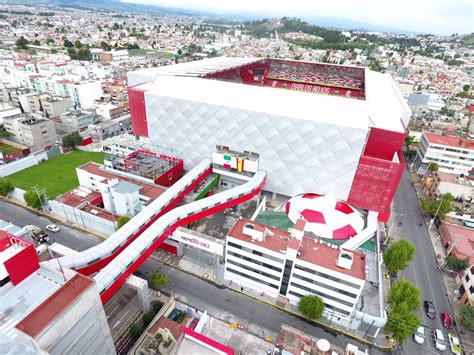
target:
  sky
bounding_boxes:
[124,0,473,35]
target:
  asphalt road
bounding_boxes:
[0,200,377,354]
[0,200,102,250]
[389,169,457,354]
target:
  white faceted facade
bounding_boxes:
[144,93,368,200]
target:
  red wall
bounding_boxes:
[363,127,405,161]
[154,156,184,187]
[4,244,39,285]
[128,86,149,137]
[158,242,178,255]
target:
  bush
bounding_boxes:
[143,311,155,326]
[62,132,82,149]
[117,215,131,229]
[152,300,164,313]
[444,255,469,271]
[149,271,169,290]
[0,178,14,197]
[24,189,46,209]
[129,323,140,339]
[298,295,325,320]
[460,305,474,331]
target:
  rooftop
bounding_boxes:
[129,57,409,133]
[111,180,141,194]
[15,272,94,338]
[0,267,72,342]
[78,162,165,200]
[424,132,474,150]
[227,218,366,280]
[441,222,474,265]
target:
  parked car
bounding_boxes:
[432,329,447,351]
[448,333,461,354]
[441,312,453,329]
[424,300,436,319]
[413,326,425,344]
[46,224,60,233]
[189,318,199,330]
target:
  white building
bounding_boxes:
[407,92,445,114]
[224,218,366,324]
[415,132,474,175]
[459,265,474,306]
[69,81,103,110]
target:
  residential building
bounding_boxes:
[89,114,131,142]
[440,222,474,266]
[0,138,30,165]
[40,95,74,118]
[99,50,129,64]
[0,231,115,354]
[3,114,57,152]
[69,81,103,110]
[415,132,474,175]
[95,101,124,120]
[58,110,95,134]
[0,103,21,123]
[407,92,445,114]
[458,265,474,306]
[423,171,474,200]
[224,218,366,325]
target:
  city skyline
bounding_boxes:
[124,0,473,35]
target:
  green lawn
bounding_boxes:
[0,142,21,155]
[9,150,105,198]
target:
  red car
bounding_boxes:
[189,318,199,330]
[440,312,453,329]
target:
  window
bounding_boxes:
[227,241,283,263]
[292,273,358,298]
[226,267,279,289]
[280,260,293,295]
[226,259,280,281]
[470,285,474,295]
[288,290,350,316]
[465,274,470,283]
[227,251,282,272]
[294,264,361,289]
[290,282,355,308]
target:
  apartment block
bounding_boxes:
[3,114,57,151]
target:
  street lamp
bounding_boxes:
[429,194,446,229]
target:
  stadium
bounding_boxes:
[128,57,411,221]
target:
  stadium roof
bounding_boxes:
[129,57,410,133]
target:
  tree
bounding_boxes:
[463,84,470,92]
[384,239,416,275]
[117,215,131,229]
[15,36,29,50]
[298,295,325,320]
[388,279,421,312]
[24,189,46,209]
[0,178,14,197]
[127,43,139,50]
[459,305,474,331]
[149,271,169,290]
[143,311,155,326]
[33,39,40,46]
[45,36,54,45]
[444,255,469,271]
[62,132,82,149]
[404,135,415,146]
[74,39,82,49]
[385,303,421,343]
[100,40,111,51]
[151,300,163,313]
[419,193,453,219]
[63,38,73,48]
[428,162,439,172]
[129,323,140,339]
[0,124,11,138]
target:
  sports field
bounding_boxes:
[9,150,105,198]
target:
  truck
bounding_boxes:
[24,225,50,244]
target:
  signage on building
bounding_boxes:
[171,228,224,256]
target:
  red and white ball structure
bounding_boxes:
[285,193,364,240]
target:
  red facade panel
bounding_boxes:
[363,127,405,161]
[154,156,184,187]
[158,242,178,255]
[128,86,149,137]
[4,244,40,285]
[348,152,405,222]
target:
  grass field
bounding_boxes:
[128,48,176,58]
[9,150,105,198]
[0,143,21,155]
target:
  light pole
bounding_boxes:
[429,194,446,229]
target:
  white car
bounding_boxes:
[413,326,425,344]
[433,329,447,351]
[45,224,60,233]
[448,333,461,354]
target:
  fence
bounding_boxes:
[0,146,61,177]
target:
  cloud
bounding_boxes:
[124,0,473,34]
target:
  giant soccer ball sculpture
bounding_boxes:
[285,193,364,240]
